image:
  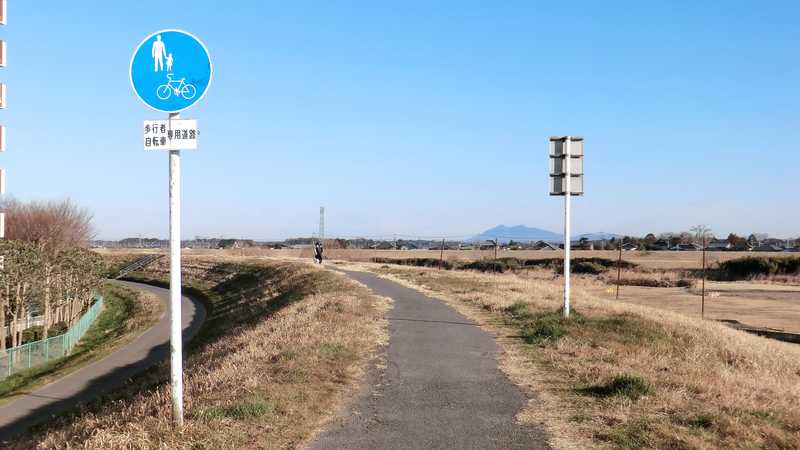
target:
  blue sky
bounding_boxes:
[3,1,799,240]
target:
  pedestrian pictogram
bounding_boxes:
[130,30,212,113]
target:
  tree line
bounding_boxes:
[0,199,103,349]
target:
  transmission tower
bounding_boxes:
[319,206,325,245]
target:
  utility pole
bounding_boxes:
[439,238,445,270]
[701,236,707,319]
[319,206,325,245]
[616,241,623,299]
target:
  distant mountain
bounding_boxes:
[472,226,622,244]
[472,225,562,243]
[575,232,622,241]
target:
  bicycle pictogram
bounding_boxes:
[156,74,197,100]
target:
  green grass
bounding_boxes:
[580,374,652,401]
[600,418,655,449]
[503,301,668,349]
[0,284,162,399]
[504,302,586,345]
[197,395,277,420]
[318,343,355,362]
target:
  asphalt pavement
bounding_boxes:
[0,280,206,444]
[311,270,549,450]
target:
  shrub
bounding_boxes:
[48,322,69,337]
[581,374,652,401]
[521,257,637,274]
[370,257,453,270]
[718,256,800,280]
[521,316,567,344]
[573,261,607,274]
[461,259,520,273]
[21,326,44,344]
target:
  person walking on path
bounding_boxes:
[314,242,324,264]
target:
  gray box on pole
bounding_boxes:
[550,175,583,196]
[549,136,584,196]
[549,156,583,175]
[549,137,583,157]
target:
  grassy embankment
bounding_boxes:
[0,283,163,401]
[10,257,389,449]
[338,260,800,449]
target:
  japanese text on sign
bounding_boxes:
[143,119,198,150]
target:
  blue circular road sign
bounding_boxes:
[130,30,212,113]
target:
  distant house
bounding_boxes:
[397,241,419,250]
[753,244,784,252]
[672,243,700,251]
[650,239,671,251]
[762,238,787,248]
[707,239,731,251]
[428,243,455,251]
[532,240,558,251]
[478,241,498,251]
[370,242,396,250]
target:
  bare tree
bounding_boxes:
[5,198,95,253]
[690,225,713,245]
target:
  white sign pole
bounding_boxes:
[168,111,184,427]
[563,137,571,318]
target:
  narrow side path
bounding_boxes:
[0,281,206,444]
[311,270,549,450]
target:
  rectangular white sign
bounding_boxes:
[549,156,583,176]
[143,119,198,150]
[550,175,584,196]
[548,139,583,157]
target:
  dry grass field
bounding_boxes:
[95,247,796,270]
[588,278,800,333]
[96,248,800,333]
[333,260,800,449]
[10,256,390,450]
[157,248,793,270]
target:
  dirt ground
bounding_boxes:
[584,280,800,333]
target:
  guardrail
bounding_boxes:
[115,254,164,279]
[0,296,104,380]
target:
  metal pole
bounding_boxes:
[616,240,622,299]
[439,238,444,270]
[563,137,571,318]
[701,236,706,320]
[168,112,184,427]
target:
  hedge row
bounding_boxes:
[371,256,637,274]
[717,256,800,280]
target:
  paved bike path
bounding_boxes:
[311,270,549,450]
[0,281,206,444]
